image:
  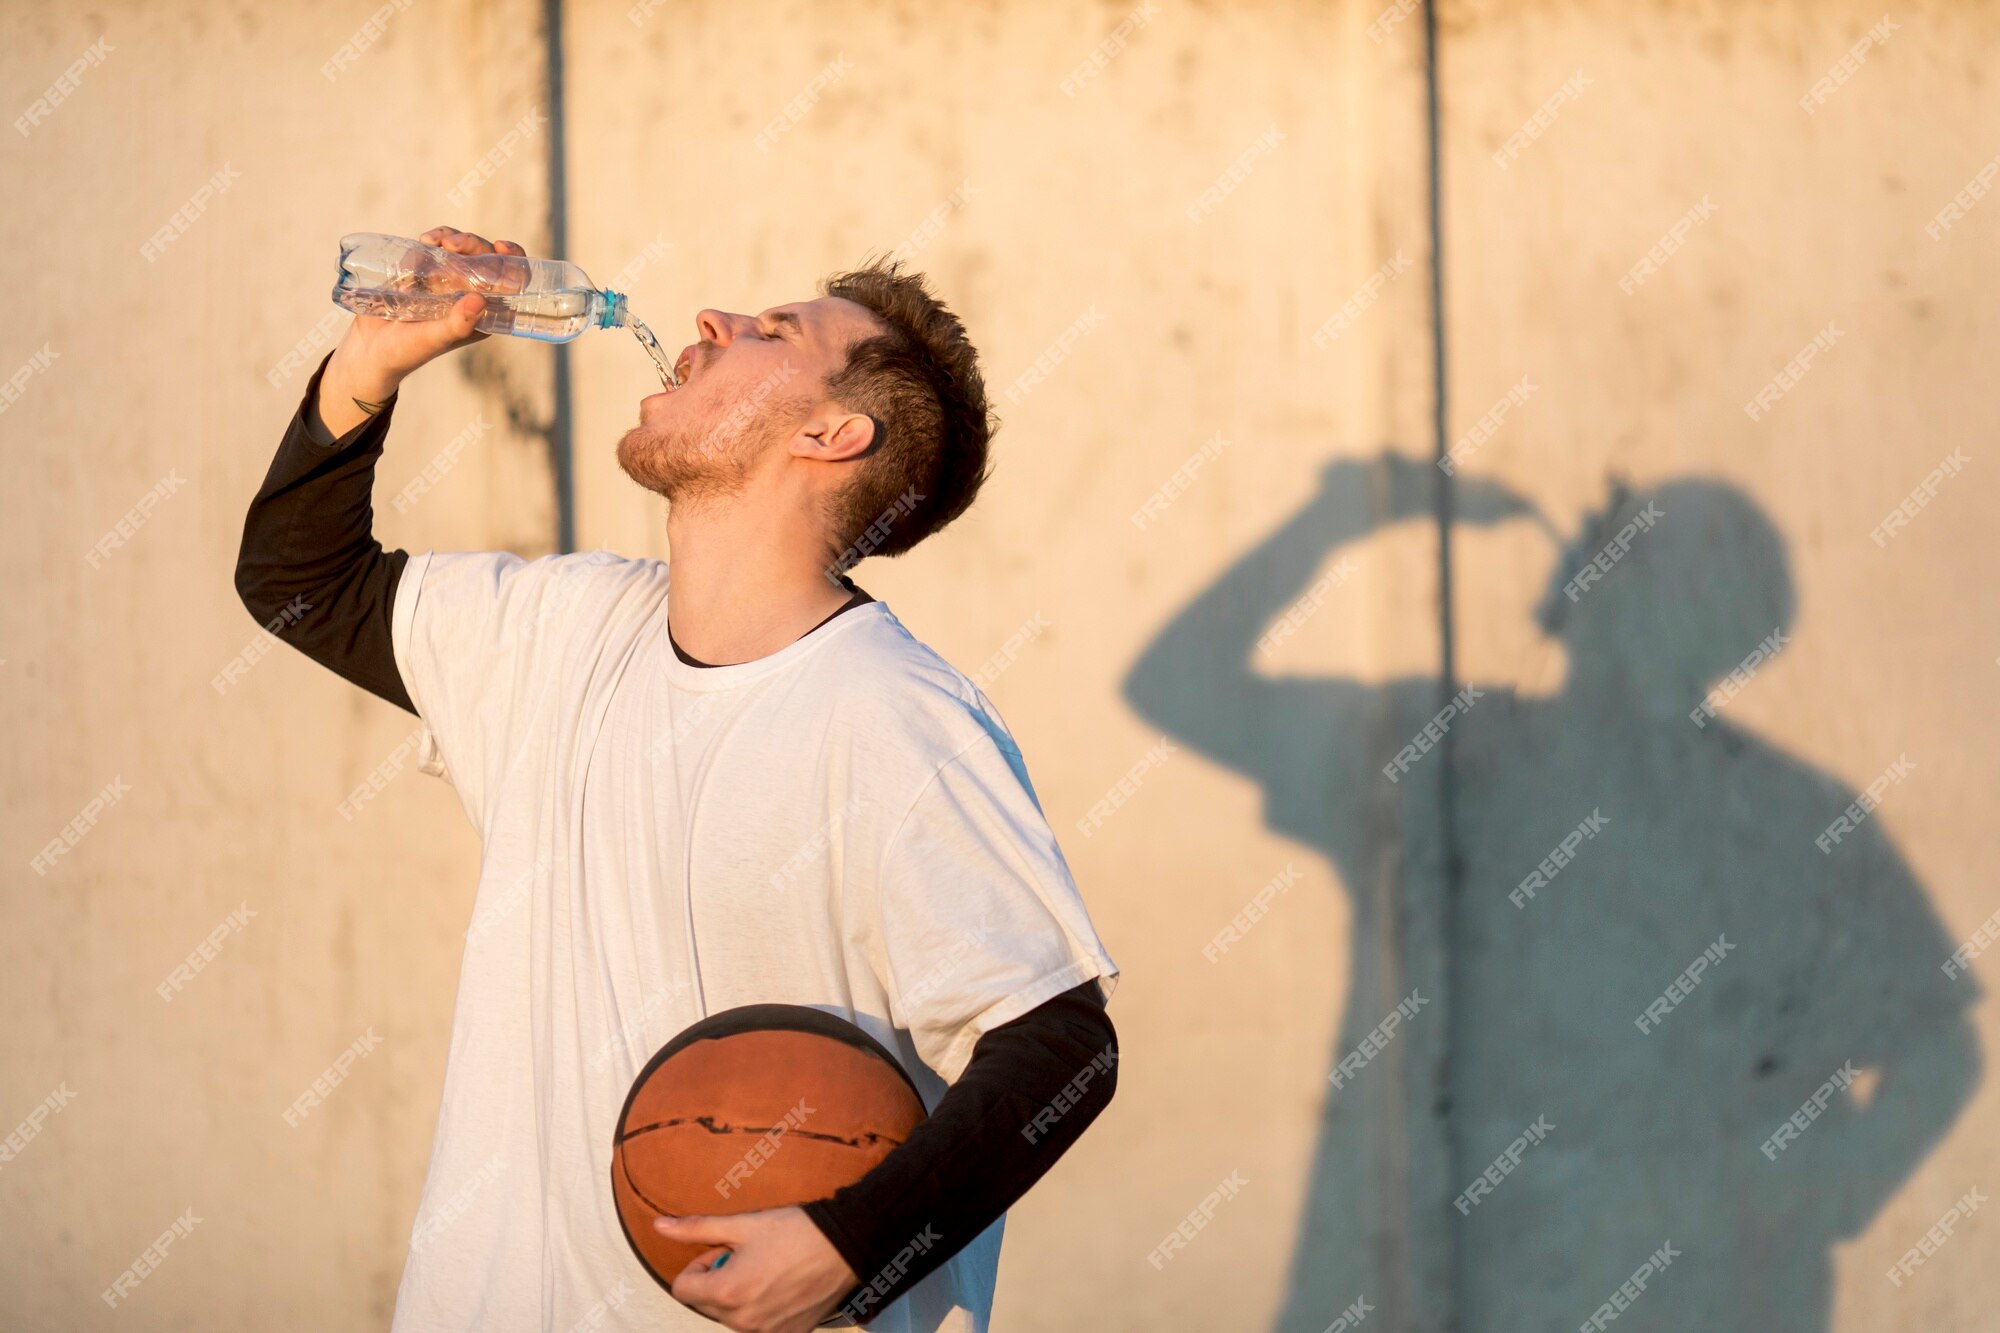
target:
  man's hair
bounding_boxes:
[817,259,994,562]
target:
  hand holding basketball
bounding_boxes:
[655,1207,858,1333]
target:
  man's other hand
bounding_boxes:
[655,1206,860,1333]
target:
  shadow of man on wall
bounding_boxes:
[1124,455,1979,1331]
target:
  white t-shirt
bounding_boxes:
[384,549,1119,1333]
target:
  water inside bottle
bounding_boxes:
[626,315,680,389]
[335,286,598,341]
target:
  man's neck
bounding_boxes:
[663,498,857,667]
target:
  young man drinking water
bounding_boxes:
[236,226,1120,1333]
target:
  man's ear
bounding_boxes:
[795,409,877,464]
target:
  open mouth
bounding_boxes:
[662,346,696,393]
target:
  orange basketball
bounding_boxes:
[610,1005,927,1293]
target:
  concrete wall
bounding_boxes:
[2,1,1994,1330]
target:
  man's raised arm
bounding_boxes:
[232,226,522,711]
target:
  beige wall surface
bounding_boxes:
[1,1,1994,1331]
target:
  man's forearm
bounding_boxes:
[233,350,413,712]
[317,338,406,438]
[801,981,1118,1322]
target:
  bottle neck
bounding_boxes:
[597,289,627,329]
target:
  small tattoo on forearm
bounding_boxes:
[353,395,394,418]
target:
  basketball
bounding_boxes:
[610,1004,928,1292]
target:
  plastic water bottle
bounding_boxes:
[332,232,624,342]
[331,233,679,384]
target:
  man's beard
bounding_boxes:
[616,413,761,504]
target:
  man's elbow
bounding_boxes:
[233,536,313,632]
[1099,1026,1120,1106]
[1072,1003,1120,1124]
[233,550,282,625]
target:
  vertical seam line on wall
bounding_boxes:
[1422,1,1465,1327]
[545,0,576,554]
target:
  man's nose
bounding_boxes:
[696,309,749,346]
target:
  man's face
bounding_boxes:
[616,295,882,502]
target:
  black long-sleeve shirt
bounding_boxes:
[235,352,1117,1321]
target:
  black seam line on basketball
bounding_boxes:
[618,1149,678,1227]
[618,1115,907,1150]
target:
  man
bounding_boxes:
[236,226,1120,1333]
